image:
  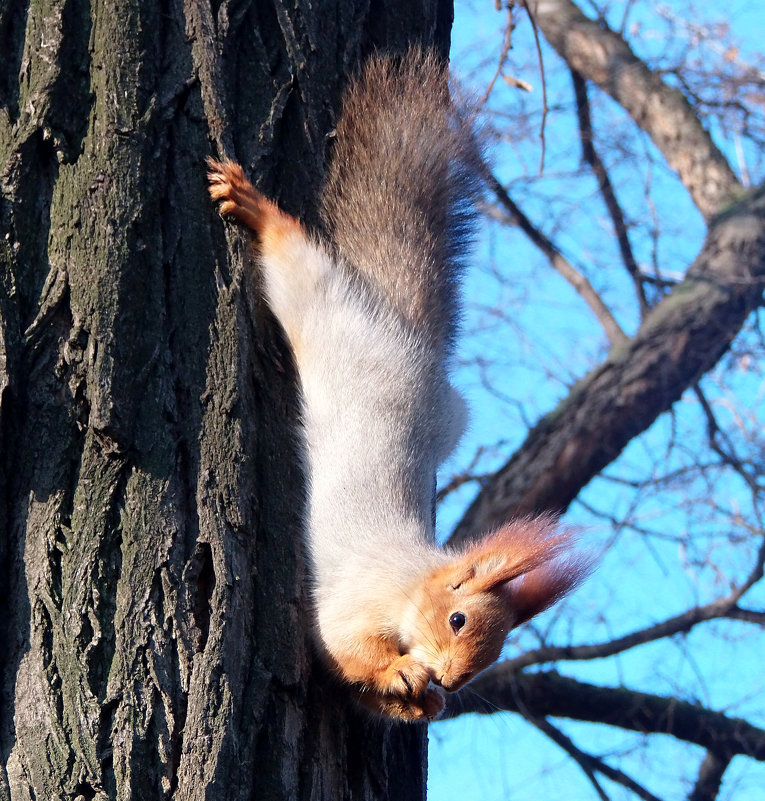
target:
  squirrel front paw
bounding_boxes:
[382,654,432,698]
[332,648,443,721]
[356,686,445,722]
[360,654,444,722]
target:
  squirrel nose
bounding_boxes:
[441,671,472,692]
[432,676,443,687]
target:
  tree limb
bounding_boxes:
[449,185,765,545]
[687,751,731,801]
[528,0,741,219]
[443,670,765,761]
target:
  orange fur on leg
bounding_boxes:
[327,636,445,721]
[328,635,433,695]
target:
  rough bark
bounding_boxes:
[0,1,453,799]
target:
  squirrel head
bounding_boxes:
[402,516,588,692]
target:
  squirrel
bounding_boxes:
[207,49,587,722]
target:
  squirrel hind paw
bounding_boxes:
[206,158,248,205]
[207,158,262,226]
[419,687,446,721]
[206,157,302,246]
[387,688,445,723]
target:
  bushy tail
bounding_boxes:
[321,49,481,352]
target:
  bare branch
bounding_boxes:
[443,670,765,761]
[530,716,665,801]
[478,3,515,106]
[521,0,549,173]
[687,751,731,801]
[529,717,610,801]
[728,607,765,625]
[502,578,764,671]
[570,67,650,316]
[449,186,765,546]
[694,383,761,493]
[482,169,629,346]
[437,446,490,502]
[529,0,742,219]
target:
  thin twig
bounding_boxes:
[503,564,765,671]
[571,67,650,317]
[437,446,490,502]
[618,0,637,35]
[694,384,760,493]
[529,716,665,801]
[481,168,628,346]
[522,0,548,173]
[479,2,516,106]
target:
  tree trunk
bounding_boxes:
[0,1,453,798]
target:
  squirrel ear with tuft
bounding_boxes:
[431,561,476,591]
[461,548,530,594]
[457,516,571,595]
[505,555,593,625]
[439,517,591,603]
[436,542,530,593]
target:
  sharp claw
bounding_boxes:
[398,670,413,694]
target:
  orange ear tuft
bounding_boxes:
[505,552,593,625]
[455,515,571,594]
[427,561,476,591]
[446,515,592,622]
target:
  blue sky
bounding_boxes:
[428,2,765,799]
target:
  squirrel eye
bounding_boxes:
[449,611,467,634]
